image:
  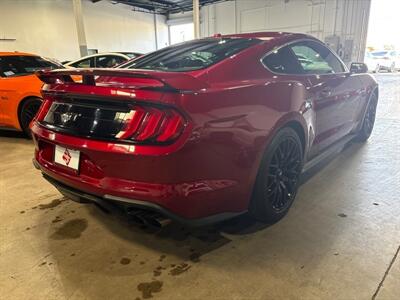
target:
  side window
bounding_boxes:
[0,57,20,77]
[96,56,111,68]
[113,56,127,65]
[0,56,60,77]
[72,58,92,68]
[290,41,345,74]
[96,55,125,68]
[262,46,303,74]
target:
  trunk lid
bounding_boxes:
[35,68,199,144]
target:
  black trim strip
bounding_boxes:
[36,165,244,227]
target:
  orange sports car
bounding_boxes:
[0,52,62,135]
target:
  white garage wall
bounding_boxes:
[0,0,77,60]
[171,0,371,64]
[82,1,168,54]
[0,0,168,61]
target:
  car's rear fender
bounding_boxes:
[177,78,310,210]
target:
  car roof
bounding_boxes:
[209,32,320,51]
[71,52,129,60]
[64,52,130,66]
[220,31,316,42]
[0,51,38,57]
[118,52,142,55]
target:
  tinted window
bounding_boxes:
[262,46,303,74]
[0,55,60,77]
[71,58,92,68]
[124,38,261,72]
[290,41,345,74]
[96,55,127,68]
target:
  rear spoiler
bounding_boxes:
[36,68,209,92]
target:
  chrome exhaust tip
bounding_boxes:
[126,208,171,228]
[142,213,171,228]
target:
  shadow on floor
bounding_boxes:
[0,129,27,139]
[37,138,369,300]
[56,139,365,253]
[75,140,364,261]
[86,203,233,261]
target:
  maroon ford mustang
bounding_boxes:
[31,32,378,226]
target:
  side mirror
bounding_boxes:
[350,62,368,74]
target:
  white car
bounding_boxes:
[364,50,398,73]
[63,52,140,68]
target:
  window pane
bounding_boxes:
[124,38,261,72]
[73,58,91,68]
[113,56,127,65]
[292,45,333,74]
[0,55,60,77]
[96,56,110,68]
[262,46,303,74]
[95,56,127,68]
[291,41,345,74]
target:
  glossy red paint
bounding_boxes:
[31,32,378,222]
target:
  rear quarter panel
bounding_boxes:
[179,77,310,211]
[0,74,42,130]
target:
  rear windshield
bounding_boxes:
[0,55,61,77]
[121,38,261,72]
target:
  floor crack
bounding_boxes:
[371,244,400,300]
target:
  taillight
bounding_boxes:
[35,99,52,122]
[155,111,184,142]
[118,105,186,144]
[36,96,187,144]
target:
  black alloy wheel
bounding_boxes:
[356,92,378,142]
[250,127,303,223]
[19,97,42,137]
[266,137,303,212]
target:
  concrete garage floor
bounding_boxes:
[1,73,399,300]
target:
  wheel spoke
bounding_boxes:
[275,185,283,208]
[363,97,377,134]
[286,141,296,159]
[264,136,302,211]
[279,144,287,160]
[269,163,279,170]
[266,182,276,193]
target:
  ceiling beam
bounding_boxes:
[106,0,232,15]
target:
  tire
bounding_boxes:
[249,127,303,223]
[356,92,378,142]
[19,97,42,137]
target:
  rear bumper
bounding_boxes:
[31,122,250,223]
[33,159,242,226]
